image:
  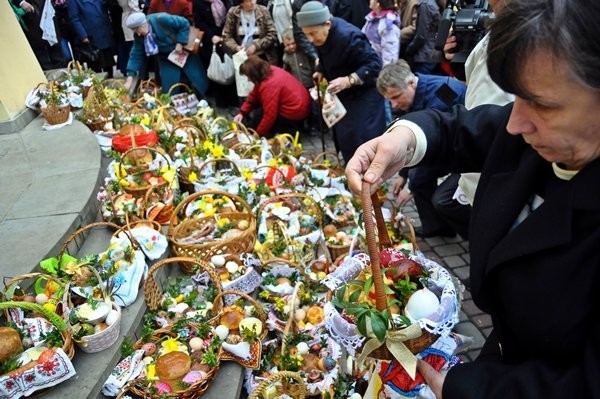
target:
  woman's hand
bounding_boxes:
[20,1,35,13]
[417,359,446,399]
[312,71,323,83]
[327,76,351,95]
[233,113,244,124]
[443,34,457,62]
[345,125,417,196]
[246,44,256,55]
[175,43,183,53]
[211,35,222,44]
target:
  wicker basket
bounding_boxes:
[168,190,257,274]
[312,151,344,175]
[144,256,223,315]
[248,371,307,399]
[359,181,437,358]
[120,146,171,198]
[117,328,219,399]
[58,221,137,262]
[41,103,70,125]
[0,294,74,361]
[211,290,267,368]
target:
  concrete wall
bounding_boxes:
[0,2,46,121]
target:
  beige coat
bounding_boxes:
[399,0,418,44]
[118,0,141,42]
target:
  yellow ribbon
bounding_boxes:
[357,323,423,379]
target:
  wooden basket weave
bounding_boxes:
[120,146,171,198]
[41,103,70,125]
[144,256,223,315]
[360,181,437,357]
[168,190,257,274]
[248,371,307,399]
[118,328,219,399]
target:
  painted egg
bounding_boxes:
[404,288,440,322]
[189,337,204,351]
[322,357,336,371]
[182,370,206,384]
[142,342,157,356]
[156,382,171,394]
[105,309,119,326]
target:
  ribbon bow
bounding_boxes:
[357,323,423,379]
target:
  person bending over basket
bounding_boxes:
[346,0,600,398]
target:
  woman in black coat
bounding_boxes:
[297,1,386,162]
[347,0,600,397]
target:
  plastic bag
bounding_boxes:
[232,49,254,97]
[207,45,235,85]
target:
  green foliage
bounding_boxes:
[0,354,21,375]
[393,274,418,305]
[41,329,64,348]
[120,337,135,357]
[240,324,259,342]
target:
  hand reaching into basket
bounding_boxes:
[417,359,446,398]
[345,124,418,196]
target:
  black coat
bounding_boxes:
[316,17,386,161]
[404,104,600,398]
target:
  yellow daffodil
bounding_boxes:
[114,164,127,179]
[205,196,214,203]
[254,240,263,251]
[232,122,238,130]
[160,167,176,183]
[175,294,185,303]
[147,364,157,380]
[62,260,82,276]
[268,158,279,167]
[161,336,187,355]
[140,116,150,127]
[211,144,225,158]
[217,218,230,228]
[203,140,214,151]
[248,181,256,191]
[188,171,198,182]
[204,207,216,217]
[241,167,253,181]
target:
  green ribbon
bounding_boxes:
[357,323,423,379]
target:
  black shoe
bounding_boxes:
[414,227,456,238]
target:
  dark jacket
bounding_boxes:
[291,0,318,62]
[329,0,371,29]
[282,49,314,88]
[404,0,439,63]
[410,73,466,113]
[404,103,600,398]
[315,17,386,161]
[67,0,113,49]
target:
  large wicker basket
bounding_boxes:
[359,181,437,359]
[117,328,219,399]
[144,256,223,315]
[168,190,257,274]
[119,146,172,198]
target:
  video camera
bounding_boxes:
[434,0,494,81]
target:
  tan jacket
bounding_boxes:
[399,0,418,43]
[222,5,278,64]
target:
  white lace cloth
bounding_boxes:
[322,254,460,356]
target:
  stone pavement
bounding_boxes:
[300,130,491,362]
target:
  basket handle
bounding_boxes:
[144,257,223,311]
[361,181,391,312]
[261,257,309,281]
[58,221,122,261]
[256,193,324,229]
[197,157,241,176]
[248,371,306,399]
[313,151,343,167]
[119,145,171,172]
[281,281,304,354]
[0,301,69,332]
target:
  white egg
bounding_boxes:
[296,342,310,355]
[105,309,120,326]
[189,337,204,351]
[35,293,48,305]
[238,317,263,336]
[225,261,239,274]
[294,308,306,322]
[214,325,230,340]
[404,288,440,322]
[174,303,189,314]
[211,255,226,267]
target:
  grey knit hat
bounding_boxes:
[297,1,331,27]
[125,12,147,29]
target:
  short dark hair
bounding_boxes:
[488,0,600,98]
[378,0,397,11]
[239,56,272,84]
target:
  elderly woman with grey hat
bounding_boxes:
[124,12,208,95]
[297,1,386,162]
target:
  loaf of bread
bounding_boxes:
[0,327,23,362]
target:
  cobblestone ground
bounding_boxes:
[300,131,491,362]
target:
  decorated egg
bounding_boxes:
[182,370,206,384]
[189,337,204,351]
[142,342,157,356]
[404,288,440,322]
[105,309,119,326]
[322,357,336,371]
[296,342,310,355]
[156,382,171,394]
[214,325,230,340]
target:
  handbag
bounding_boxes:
[207,45,235,85]
[157,17,204,55]
[73,42,100,64]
